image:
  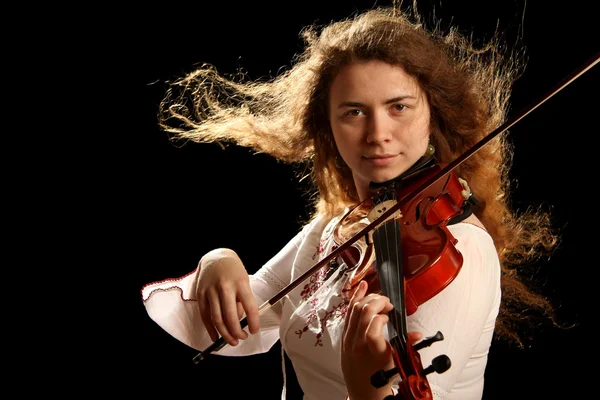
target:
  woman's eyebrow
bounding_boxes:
[337,95,417,108]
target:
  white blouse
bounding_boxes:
[141,213,501,400]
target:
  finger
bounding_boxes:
[198,293,219,342]
[344,281,369,343]
[234,301,252,338]
[238,285,260,335]
[366,314,391,355]
[236,302,245,319]
[408,331,423,345]
[219,286,248,341]
[351,280,369,304]
[355,296,393,340]
[207,288,238,346]
[346,280,368,325]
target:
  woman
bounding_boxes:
[140,4,559,399]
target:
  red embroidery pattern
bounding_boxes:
[294,256,349,347]
[294,298,348,347]
[312,238,328,260]
[300,267,328,299]
[294,298,319,340]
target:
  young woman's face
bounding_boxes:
[328,60,431,200]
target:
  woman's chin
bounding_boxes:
[369,169,405,184]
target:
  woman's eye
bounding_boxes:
[344,109,363,116]
[393,104,406,111]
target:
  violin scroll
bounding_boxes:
[373,331,451,399]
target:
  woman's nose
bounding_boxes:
[366,112,393,144]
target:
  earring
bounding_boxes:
[425,143,435,156]
[335,156,345,169]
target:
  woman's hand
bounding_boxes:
[341,280,396,400]
[341,280,424,400]
[195,248,259,346]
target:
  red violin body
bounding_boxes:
[338,162,468,314]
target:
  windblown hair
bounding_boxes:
[157,5,559,346]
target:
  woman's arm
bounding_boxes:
[141,224,308,356]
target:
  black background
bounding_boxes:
[82,0,597,398]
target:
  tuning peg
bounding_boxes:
[413,331,444,351]
[422,354,451,376]
[371,366,399,388]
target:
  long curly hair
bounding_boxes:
[157,4,559,346]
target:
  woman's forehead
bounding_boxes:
[329,60,424,102]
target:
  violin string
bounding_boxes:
[374,218,407,359]
[390,219,408,356]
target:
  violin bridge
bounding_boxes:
[367,199,403,223]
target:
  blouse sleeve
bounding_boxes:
[140,222,313,357]
[404,223,502,400]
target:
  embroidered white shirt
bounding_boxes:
[141,214,501,400]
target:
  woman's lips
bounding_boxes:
[364,154,396,166]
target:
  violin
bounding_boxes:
[191,52,599,399]
[336,158,475,315]
[333,157,472,398]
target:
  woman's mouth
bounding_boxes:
[364,154,397,167]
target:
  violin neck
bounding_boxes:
[372,218,408,353]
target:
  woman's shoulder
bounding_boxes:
[458,213,485,230]
[448,213,495,248]
[447,214,499,267]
